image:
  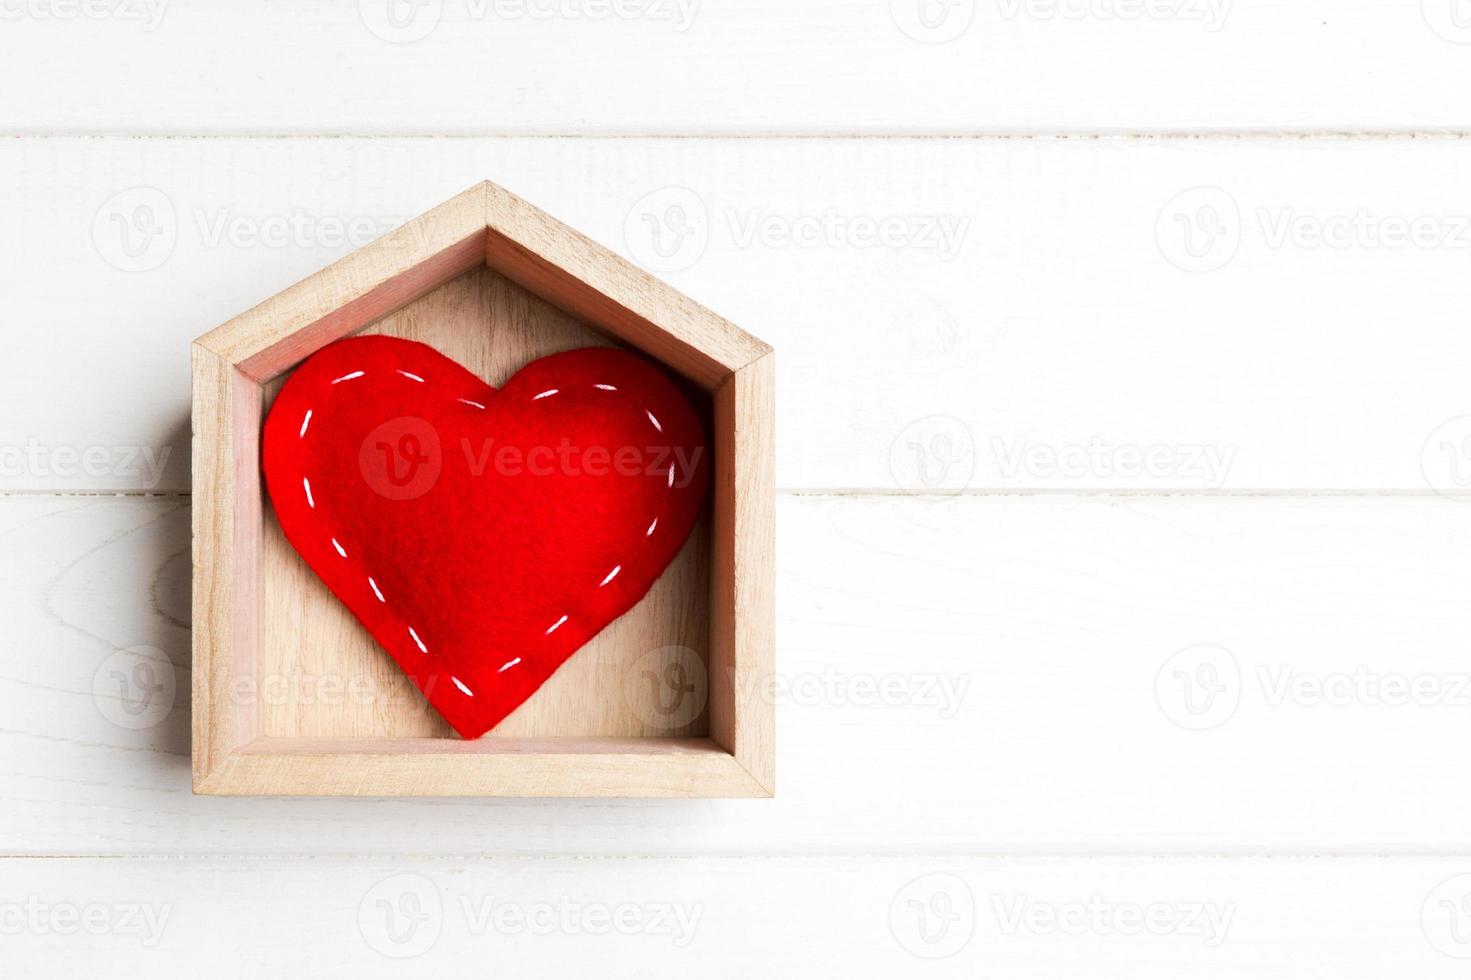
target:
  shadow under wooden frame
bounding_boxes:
[191,182,774,798]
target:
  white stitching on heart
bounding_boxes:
[291,356,704,702]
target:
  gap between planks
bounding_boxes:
[4,130,1471,141]
[5,852,1471,862]
[5,488,1471,500]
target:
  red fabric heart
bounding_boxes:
[261,336,709,738]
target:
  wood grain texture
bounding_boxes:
[191,179,770,796]
[484,182,770,389]
[197,184,489,379]
[4,2,1471,134]
[188,346,249,787]
[255,266,713,741]
[11,7,1469,974]
[10,136,1471,492]
[708,352,776,793]
[207,738,767,798]
[11,493,1471,853]
[1,855,1467,978]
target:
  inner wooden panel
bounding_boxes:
[257,265,711,739]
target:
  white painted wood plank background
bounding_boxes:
[8,494,1471,855]
[6,2,1471,974]
[5,1,1471,135]
[8,137,1471,493]
[4,856,1469,977]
